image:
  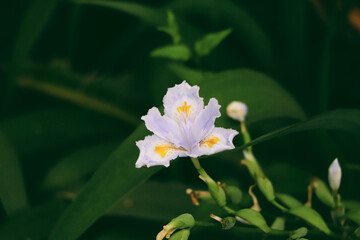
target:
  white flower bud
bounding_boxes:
[226,101,248,122]
[328,158,342,192]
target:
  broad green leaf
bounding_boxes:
[347,210,360,225]
[271,217,285,230]
[158,10,181,44]
[42,143,118,189]
[288,206,331,234]
[235,208,271,233]
[0,130,28,215]
[199,69,306,125]
[195,28,232,57]
[256,176,275,201]
[151,45,191,61]
[49,125,160,240]
[0,201,67,240]
[312,178,335,208]
[76,0,165,26]
[276,193,302,209]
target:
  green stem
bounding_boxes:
[271,200,288,213]
[241,121,252,153]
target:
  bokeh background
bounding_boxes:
[0,0,360,239]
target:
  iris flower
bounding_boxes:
[136,81,238,168]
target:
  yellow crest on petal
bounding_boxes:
[200,135,220,148]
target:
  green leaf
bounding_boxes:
[312,178,335,208]
[158,10,181,45]
[256,176,275,201]
[42,143,118,189]
[276,193,303,209]
[271,217,285,230]
[0,201,67,240]
[195,28,232,57]
[288,206,331,234]
[347,210,360,225]
[76,0,165,26]
[0,130,28,215]
[151,45,191,61]
[49,125,160,240]
[290,227,308,239]
[235,209,271,233]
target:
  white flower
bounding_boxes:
[226,101,248,122]
[328,158,342,192]
[135,81,239,168]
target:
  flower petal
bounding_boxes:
[163,81,204,121]
[190,98,221,146]
[192,127,238,157]
[141,107,184,147]
[135,135,187,168]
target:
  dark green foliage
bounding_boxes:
[0,0,360,239]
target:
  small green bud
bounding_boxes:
[290,227,308,239]
[169,229,190,240]
[225,185,242,205]
[156,214,195,240]
[198,168,226,207]
[221,216,236,230]
[312,178,335,208]
[257,176,275,201]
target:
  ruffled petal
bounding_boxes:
[163,81,204,122]
[191,127,238,157]
[141,107,184,147]
[135,135,187,168]
[190,98,221,147]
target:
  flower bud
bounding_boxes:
[328,158,342,192]
[257,176,275,202]
[169,229,190,240]
[226,101,248,122]
[156,214,195,240]
[225,185,242,205]
[290,227,308,239]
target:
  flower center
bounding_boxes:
[176,101,192,120]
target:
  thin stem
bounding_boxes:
[190,157,202,171]
[271,200,288,212]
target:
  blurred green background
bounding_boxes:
[0,0,360,239]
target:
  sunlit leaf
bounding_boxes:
[151,45,191,61]
[0,130,28,215]
[235,209,271,233]
[195,28,232,57]
[288,206,331,234]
